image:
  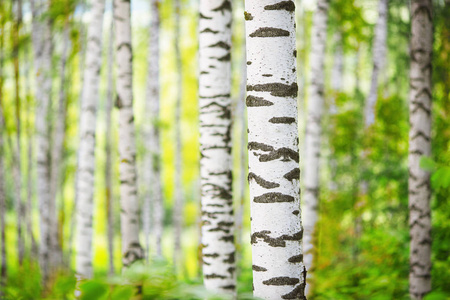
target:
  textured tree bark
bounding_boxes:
[12,0,25,266]
[364,0,388,128]
[144,0,163,258]
[408,0,432,299]
[172,0,184,269]
[50,20,70,268]
[199,0,236,294]
[114,0,144,268]
[31,0,55,283]
[303,0,329,295]
[105,12,115,276]
[75,0,106,279]
[245,1,306,299]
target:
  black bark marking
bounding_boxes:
[288,254,303,263]
[251,230,302,247]
[246,95,274,107]
[262,74,273,77]
[200,93,231,99]
[205,273,227,279]
[282,284,306,299]
[293,50,297,57]
[223,251,235,263]
[263,277,299,286]
[220,235,234,243]
[217,53,231,62]
[269,117,296,124]
[227,266,235,276]
[248,142,274,152]
[203,183,232,201]
[199,13,212,19]
[254,192,294,203]
[264,1,295,12]
[247,82,298,97]
[212,0,231,13]
[204,253,219,258]
[208,41,230,50]
[252,265,268,272]
[250,146,298,163]
[284,168,300,181]
[201,28,219,34]
[247,61,252,65]
[244,11,253,20]
[248,172,280,189]
[200,71,209,75]
[221,285,236,290]
[249,27,290,38]
[292,210,299,215]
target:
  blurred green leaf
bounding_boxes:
[420,156,437,172]
[80,281,108,300]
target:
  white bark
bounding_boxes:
[75,0,106,279]
[143,0,163,258]
[245,1,306,299]
[364,0,388,128]
[199,0,236,294]
[172,0,184,269]
[114,0,144,268]
[105,11,115,276]
[408,0,432,298]
[31,0,54,282]
[302,0,329,294]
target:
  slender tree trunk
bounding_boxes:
[12,0,25,266]
[50,19,70,268]
[31,0,54,283]
[105,10,115,276]
[199,0,236,294]
[302,0,329,294]
[364,0,388,128]
[114,0,144,268]
[408,0,432,298]
[172,0,184,269]
[143,0,163,259]
[245,1,306,299]
[75,0,106,279]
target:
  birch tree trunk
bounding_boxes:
[245,1,306,299]
[302,0,329,294]
[199,0,236,294]
[105,12,115,276]
[0,23,7,284]
[364,0,388,128]
[144,0,163,258]
[408,0,432,298]
[31,0,55,283]
[75,0,106,279]
[172,0,184,269]
[12,0,25,266]
[114,0,144,268]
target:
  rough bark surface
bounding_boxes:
[75,0,106,279]
[31,0,54,283]
[245,1,306,299]
[144,0,163,258]
[408,0,432,299]
[114,0,144,268]
[302,0,329,294]
[199,0,236,294]
[364,0,388,128]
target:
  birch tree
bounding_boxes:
[303,0,329,293]
[143,0,163,258]
[114,0,144,268]
[31,0,55,282]
[364,0,388,128]
[245,1,306,299]
[0,16,6,283]
[199,0,236,294]
[172,0,184,268]
[75,0,106,279]
[105,10,115,275]
[408,0,432,298]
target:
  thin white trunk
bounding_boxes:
[199,0,236,294]
[143,0,163,259]
[245,1,306,299]
[408,0,432,299]
[75,0,106,279]
[172,0,184,269]
[302,0,329,294]
[31,0,54,282]
[105,9,115,276]
[364,0,388,128]
[114,0,144,268]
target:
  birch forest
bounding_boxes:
[0,0,449,299]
